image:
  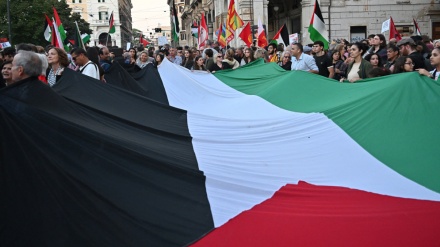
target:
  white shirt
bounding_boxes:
[291,53,319,71]
[79,61,100,80]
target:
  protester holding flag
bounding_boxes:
[343,42,372,83]
[418,47,440,81]
[396,37,426,70]
[192,56,207,71]
[1,61,13,87]
[46,47,69,87]
[278,51,292,71]
[181,49,195,70]
[392,56,415,74]
[222,48,239,69]
[71,48,100,80]
[240,47,256,66]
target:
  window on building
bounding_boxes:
[395,25,414,37]
[181,32,186,40]
[99,11,109,20]
[350,26,367,43]
[98,0,105,2]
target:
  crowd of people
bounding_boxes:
[1,34,439,89]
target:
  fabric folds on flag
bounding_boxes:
[413,18,421,36]
[271,24,289,46]
[3,57,440,247]
[390,16,402,41]
[227,0,244,31]
[140,34,149,46]
[239,22,252,47]
[217,23,227,48]
[308,0,329,49]
[81,33,91,44]
[108,11,116,34]
[191,21,199,38]
[171,0,180,42]
[44,14,53,42]
[198,13,208,50]
[52,17,64,49]
[53,7,67,49]
[257,18,268,48]
[73,21,85,49]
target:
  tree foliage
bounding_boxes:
[0,0,92,46]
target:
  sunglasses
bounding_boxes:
[72,56,78,61]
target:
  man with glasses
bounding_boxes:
[10,50,42,85]
[71,48,100,80]
[396,38,426,70]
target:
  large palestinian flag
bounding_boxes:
[1,59,439,246]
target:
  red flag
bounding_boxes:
[239,22,252,47]
[257,18,268,48]
[140,34,149,46]
[389,17,402,41]
[198,13,208,50]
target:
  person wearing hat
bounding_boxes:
[396,37,426,70]
[303,45,312,55]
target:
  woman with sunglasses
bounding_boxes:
[210,53,223,73]
[278,51,292,71]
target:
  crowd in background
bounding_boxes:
[1,34,439,89]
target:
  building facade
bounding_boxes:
[67,0,133,48]
[170,0,440,48]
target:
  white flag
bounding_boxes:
[381,19,390,33]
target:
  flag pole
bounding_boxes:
[106,11,113,46]
[75,21,85,49]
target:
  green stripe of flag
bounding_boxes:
[214,62,440,193]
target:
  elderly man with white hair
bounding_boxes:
[10,50,42,85]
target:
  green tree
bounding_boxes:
[0,0,91,46]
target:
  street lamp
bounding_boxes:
[7,0,12,44]
[273,5,279,31]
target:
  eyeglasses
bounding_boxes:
[405,62,414,66]
[72,56,77,61]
